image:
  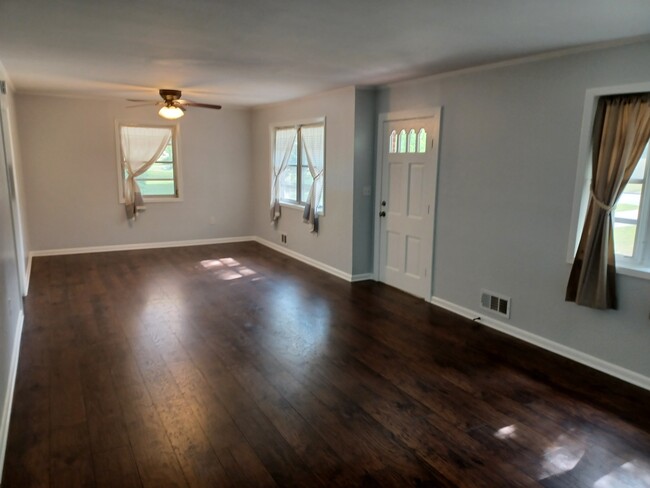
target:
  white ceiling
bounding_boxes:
[1,0,649,107]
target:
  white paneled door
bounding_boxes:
[378,114,439,298]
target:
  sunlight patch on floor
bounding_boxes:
[538,434,586,480]
[593,460,650,487]
[494,424,517,440]
[200,258,258,281]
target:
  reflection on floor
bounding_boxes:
[3,242,650,487]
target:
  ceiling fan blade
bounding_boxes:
[180,101,222,110]
[127,98,158,102]
[127,102,161,108]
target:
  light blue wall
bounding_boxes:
[377,41,650,378]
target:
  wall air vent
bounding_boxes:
[480,289,511,318]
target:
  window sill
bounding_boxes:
[280,201,325,216]
[280,201,305,212]
[567,258,650,281]
[617,264,650,281]
[118,197,183,204]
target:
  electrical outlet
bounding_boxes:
[281,234,287,245]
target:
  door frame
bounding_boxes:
[373,107,441,300]
[0,90,28,296]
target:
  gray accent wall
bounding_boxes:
[352,88,376,276]
[378,40,650,377]
[16,95,253,251]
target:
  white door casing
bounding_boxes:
[375,110,440,299]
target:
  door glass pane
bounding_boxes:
[398,130,407,153]
[389,130,397,153]
[407,129,416,153]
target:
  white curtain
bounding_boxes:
[270,127,297,222]
[301,125,325,233]
[120,126,171,220]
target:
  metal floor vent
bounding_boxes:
[480,290,511,318]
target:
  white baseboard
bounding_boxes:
[351,273,374,282]
[26,235,371,285]
[254,237,354,282]
[430,296,650,391]
[28,236,256,258]
[0,310,24,481]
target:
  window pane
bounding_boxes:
[136,162,174,180]
[157,142,173,163]
[613,222,637,257]
[631,144,647,179]
[279,137,298,201]
[138,180,176,196]
[281,165,297,201]
[615,183,642,222]
[301,167,313,203]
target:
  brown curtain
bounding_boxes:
[566,94,650,309]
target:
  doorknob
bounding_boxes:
[379,211,386,217]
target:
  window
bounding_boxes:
[613,141,650,262]
[388,127,427,154]
[117,124,181,202]
[568,86,650,278]
[274,121,325,211]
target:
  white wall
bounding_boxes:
[0,65,24,480]
[16,95,252,251]
[251,87,357,274]
[378,40,650,378]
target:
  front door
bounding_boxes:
[378,114,439,298]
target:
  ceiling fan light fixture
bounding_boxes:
[158,105,184,120]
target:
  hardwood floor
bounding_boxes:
[3,242,650,487]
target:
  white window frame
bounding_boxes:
[115,121,183,203]
[270,117,326,214]
[567,82,650,280]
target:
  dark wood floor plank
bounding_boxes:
[93,446,142,488]
[4,242,650,487]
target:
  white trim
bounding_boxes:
[29,236,256,257]
[374,108,441,299]
[27,236,358,283]
[24,254,32,296]
[384,35,650,91]
[351,273,374,282]
[114,121,183,204]
[566,81,650,278]
[254,237,352,281]
[0,310,24,481]
[430,296,650,391]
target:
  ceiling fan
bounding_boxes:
[127,89,222,120]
